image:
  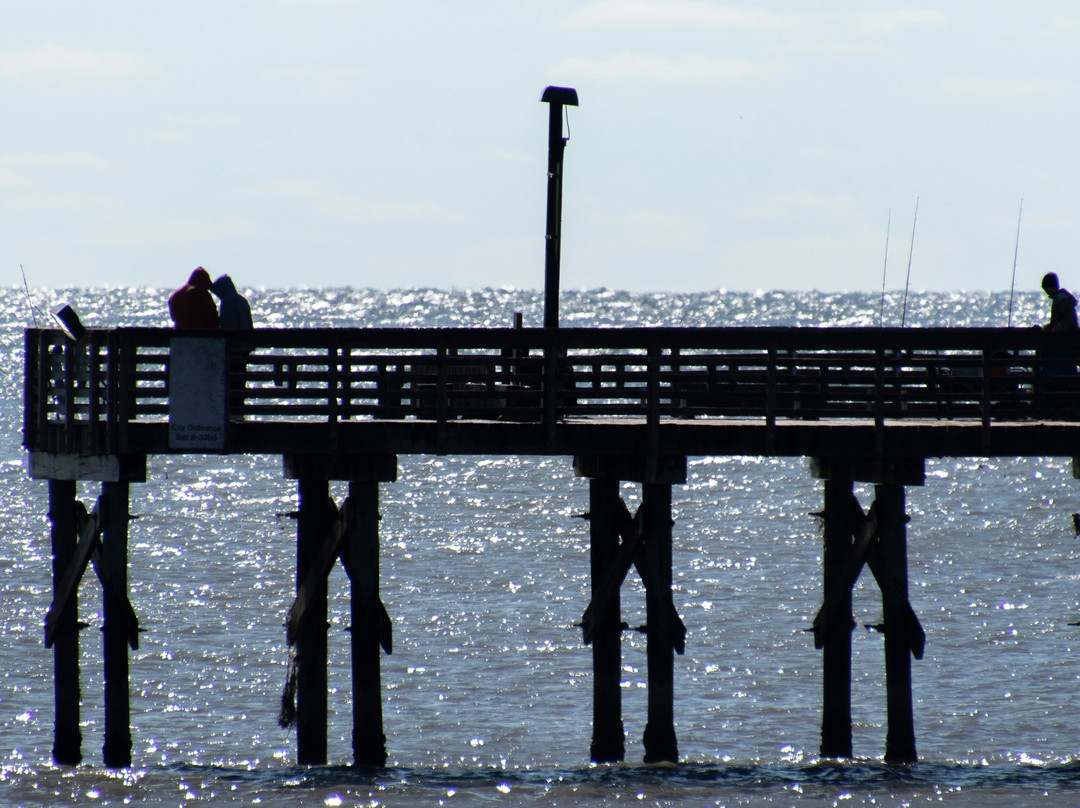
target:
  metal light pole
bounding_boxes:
[541,86,578,330]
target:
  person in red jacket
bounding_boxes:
[169,267,220,328]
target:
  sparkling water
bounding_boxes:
[4,286,1080,806]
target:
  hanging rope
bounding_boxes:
[278,647,298,729]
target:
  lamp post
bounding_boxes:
[541,86,578,330]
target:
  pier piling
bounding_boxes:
[819,478,855,758]
[588,476,625,762]
[641,481,678,764]
[285,454,397,766]
[48,479,82,766]
[347,480,389,766]
[811,458,923,763]
[295,477,332,765]
[877,483,917,764]
[576,456,685,764]
[101,480,132,769]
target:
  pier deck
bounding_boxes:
[22,324,1080,768]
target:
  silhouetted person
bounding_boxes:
[211,274,253,330]
[169,267,220,329]
[1041,272,1078,331]
[1038,272,1079,384]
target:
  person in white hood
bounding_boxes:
[211,274,254,330]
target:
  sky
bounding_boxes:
[3,1,1079,293]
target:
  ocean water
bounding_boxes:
[5,286,1080,807]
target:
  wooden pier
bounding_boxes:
[23,324,1080,767]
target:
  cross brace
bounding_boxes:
[45,498,141,650]
[811,494,924,659]
[286,496,392,653]
[580,496,685,654]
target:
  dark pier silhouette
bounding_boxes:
[23,323,1080,767]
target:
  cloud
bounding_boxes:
[0,151,108,188]
[1051,16,1080,33]
[564,1,794,29]
[857,9,946,33]
[0,44,152,82]
[4,193,121,212]
[0,152,108,171]
[255,179,327,198]
[94,219,258,247]
[783,40,886,57]
[316,195,464,223]
[276,0,372,5]
[553,53,781,82]
[267,66,363,82]
[943,77,1050,94]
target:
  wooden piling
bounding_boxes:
[347,480,387,766]
[876,483,917,763]
[101,480,132,768]
[641,482,678,764]
[286,453,396,766]
[296,477,332,765]
[48,479,82,766]
[588,477,625,763]
[811,457,923,763]
[819,479,854,758]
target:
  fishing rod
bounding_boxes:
[1007,198,1023,327]
[878,209,892,327]
[20,264,42,327]
[900,197,920,328]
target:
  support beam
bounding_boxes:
[49,480,82,766]
[819,479,855,759]
[46,499,102,649]
[812,498,877,650]
[347,481,388,767]
[100,481,132,769]
[287,499,344,646]
[580,498,641,645]
[296,477,332,765]
[641,482,678,764]
[876,483,917,764]
[574,455,687,486]
[588,477,625,763]
[864,542,926,661]
[579,498,685,652]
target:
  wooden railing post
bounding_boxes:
[105,331,121,455]
[765,343,777,453]
[435,345,448,453]
[647,344,660,458]
[873,347,886,455]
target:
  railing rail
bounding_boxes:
[24,326,1080,455]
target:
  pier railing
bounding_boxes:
[23,325,1080,456]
